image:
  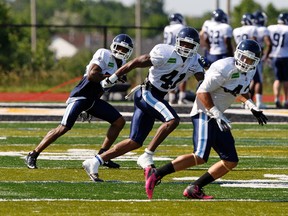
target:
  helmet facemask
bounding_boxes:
[235,49,260,72]
[175,38,199,58]
[110,42,133,60]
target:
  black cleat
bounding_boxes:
[25,152,38,169]
[103,160,120,169]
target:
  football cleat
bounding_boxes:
[82,158,103,182]
[25,151,39,169]
[145,167,161,199]
[183,184,213,199]
[275,101,282,109]
[103,159,120,169]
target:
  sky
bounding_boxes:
[117,0,288,17]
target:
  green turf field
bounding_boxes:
[0,122,287,216]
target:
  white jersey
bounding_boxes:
[190,57,256,116]
[255,25,270,48]
[207,22,233,55]
[85,48,125,76]
[233,25,257,45]
[148,44,203,92]
[163,23,186,45]
[201,19,216,40]
[268,24,288,58]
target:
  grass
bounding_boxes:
[0,122,287,215]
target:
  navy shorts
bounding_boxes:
[191,112,238,162]
[271,57,288,81]
[253,61,263,83]
[61,98,122,129]
[129,86,179,145]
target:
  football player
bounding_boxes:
[267,12,288,108]
[82,27,205,182]
[144,39,268,200]
[233,13,257,45]
[163,13,189,105]
[25,34,134,169]
[202,9,234,64]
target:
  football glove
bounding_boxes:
[79,111,92,123]
[208,106,232,132]
[244,99,268,125]
[198,56,210,70]
[101,73,118,89]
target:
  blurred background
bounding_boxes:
[0,0,287,97]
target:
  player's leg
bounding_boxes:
[89,99,126,168]
[25,99,88,169]
[137,89,180,168]
[177,81,189,105]
[253,63,265,108]
[184,126,238,199]
[145,113,211,199]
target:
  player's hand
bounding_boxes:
[251,108,268,125]
[79,111,92,123]
[244,99,268,125]
[118,75,127,83]
[198,56,210,70]
[101,74,118,89]
[208,106,232,132]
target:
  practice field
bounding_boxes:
[0,122,287,216]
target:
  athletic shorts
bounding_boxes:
[191,112,239,162]
[61,98,122,129]
[271,57,288,81]
[129,85,179,145]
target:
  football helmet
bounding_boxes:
[168,13,184,24]
[175,27,200,58]
[212,8,228,23]
[253,11,267,26]
[110,34,133,60]
[277,12,288,25]
[241,13,255,26]
[235,39,261,72]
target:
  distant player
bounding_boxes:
[203,9,234,64]
[144,39,268,200]
[268,12,288,108]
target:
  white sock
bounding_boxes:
[169,92,176,103]
[255,94,262,104]
[95,154,104,165]
[145,148,154,155]
[178,91,186,101]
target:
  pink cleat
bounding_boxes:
[144,167,161,199]
[183,184,213,199]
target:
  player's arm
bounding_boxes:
[262,35,272,61]
[197,92,214,110]
[225,37,234,57]
[101,54,153,88]
[115,54,152,77]
[198,91,231,131]
[87,64,106,83]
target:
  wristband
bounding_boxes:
[109,73,118,83]
[244,99,257,110]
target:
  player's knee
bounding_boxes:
[167,118,180,129]
[55,125,69,136]
[194,154,206,165]
[113,116,126,129]
[222,160,238,171]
